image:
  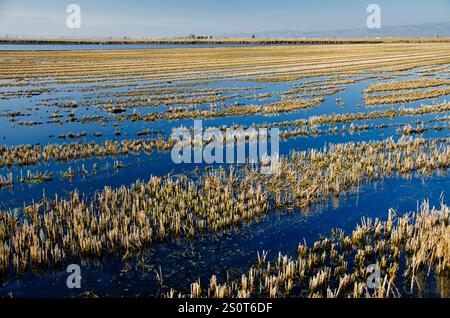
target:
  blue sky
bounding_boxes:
[0,0,449,38]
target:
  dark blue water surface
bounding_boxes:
[0,45,449,297]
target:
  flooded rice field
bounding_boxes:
[0,43,449,298]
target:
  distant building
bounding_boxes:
[188,34,213,40]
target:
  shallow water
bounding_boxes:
[0,43,298,51]
[0,46,449,297]
[1,175,448,298]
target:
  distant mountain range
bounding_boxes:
[221,22,450,39]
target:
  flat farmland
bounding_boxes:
[0,42,449,298]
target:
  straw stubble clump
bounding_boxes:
[255,136,450,210]
[2,102,449,170]
[0,169,267,273]
[0,136,448,275]
[178,201,449,298]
